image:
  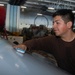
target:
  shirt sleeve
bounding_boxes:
[23,35,55,53]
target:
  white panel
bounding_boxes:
[5,4,10,31]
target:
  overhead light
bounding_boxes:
[37,13,43,16]
[0,4,4,6]
[48,7,54,10]
[20,6,27,9]
[72,11,75,13]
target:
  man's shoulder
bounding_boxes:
[39,35,57,42]
[45,35,58,39]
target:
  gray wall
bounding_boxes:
[5,5,75,33]
[20,9,53,28]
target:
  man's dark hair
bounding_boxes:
[53,9,74,29]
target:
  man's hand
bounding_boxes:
[13,44,27,50]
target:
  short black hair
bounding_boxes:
[53,9,74,29]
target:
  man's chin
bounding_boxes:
[55,33,60,36]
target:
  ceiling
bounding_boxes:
[1,0,75,15]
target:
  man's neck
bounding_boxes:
[61,31,75,42]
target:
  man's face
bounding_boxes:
[53,16,69,36]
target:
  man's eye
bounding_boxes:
[56,22,60,24]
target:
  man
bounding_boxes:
[14,9,75,75]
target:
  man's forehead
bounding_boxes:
[53,15,62,19]
[53,16,63,22]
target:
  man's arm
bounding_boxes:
[14,35,54,53]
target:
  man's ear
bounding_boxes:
[67,21,72,28]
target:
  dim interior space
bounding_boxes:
[0,0,75,75]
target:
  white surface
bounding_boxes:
[0,37,71,75]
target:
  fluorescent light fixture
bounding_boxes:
[48,7,54,10]
[21,6,27,8]
[37,13,43,16]
[72,11,75,13]
[0,4,4,6]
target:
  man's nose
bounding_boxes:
[52,23,57,28]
